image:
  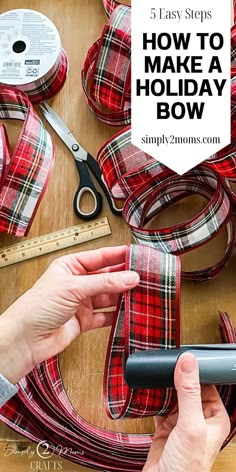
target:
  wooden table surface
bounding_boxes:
[0,1,235,471]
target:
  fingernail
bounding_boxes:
[121,271,140,285]
[180,353,198,373]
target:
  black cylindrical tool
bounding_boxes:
[125,345,236,389]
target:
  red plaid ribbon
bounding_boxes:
[103,0,128,17]
[97,117,236,283]
[123,169,234,283]
[0,125,10,188]
[16,48,68,104]
[218,311,236,447]
[0,43,68,104]
[0,256,235,470]
[82,5,131,126]
[232,25,236,76]
[0,86,54,236]
[104,244,181,419]
[91,6,131,112]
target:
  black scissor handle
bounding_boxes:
[73,159,102,220]
[86,153,123,216]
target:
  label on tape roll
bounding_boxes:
[0,9,61,85]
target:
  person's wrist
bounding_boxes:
[0,305,34,384]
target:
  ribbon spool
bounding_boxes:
[0,9,68,103]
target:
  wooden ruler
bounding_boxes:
[0,218,111,268]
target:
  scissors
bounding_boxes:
[39,102,122,220]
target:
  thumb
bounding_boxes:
[74,270,140,298]
[174,352,205,428]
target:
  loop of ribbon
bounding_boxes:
[91,6,131,112]
[82,5,131,126]
[0,86,54,236]
[0,246,235,470]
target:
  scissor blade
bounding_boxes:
[40,102,72,136]
[39,103,88,161]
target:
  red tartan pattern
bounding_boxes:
[122,168,235,283]
[0,309,235,470]
[82,7,131,126]
[123,170,235,283]
[91,6,131,111]
[232,24,236,72]
[218,312,236,447]
[0,125,10,187]
[124,169,231,252]
[0,127,3,184]
[97,127,169,199]
[82,40,131,126]
[97,123,236,283]
[103,0,125,17]
[104,244,180,419]
[1,49,68,105]
[0,86,54,236]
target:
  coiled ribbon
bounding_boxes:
[0,85,54,236]
[14,48,68,104]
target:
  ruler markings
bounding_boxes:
[0,218,111,268]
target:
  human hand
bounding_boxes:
[0,246,139,385]
[143,353,230,472]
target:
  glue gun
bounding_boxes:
[125,344,236,389]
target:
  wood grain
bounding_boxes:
[0,1,235,471]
